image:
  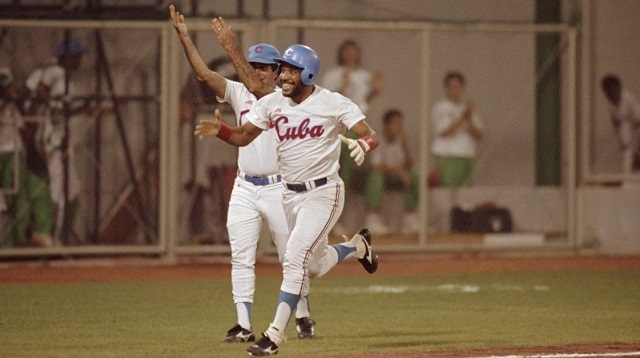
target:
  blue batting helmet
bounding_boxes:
[56,38,88,57]
[276,44,320,85]
[247,43,280,65]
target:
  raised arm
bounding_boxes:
[212,17,275,99]
[170,5,226,99]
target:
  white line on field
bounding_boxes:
[473,351,640,358]
[314,284,551,294]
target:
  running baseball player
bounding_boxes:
[170,5,317,343]
[194,44,380,356]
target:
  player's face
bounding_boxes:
[385,115,403,141]
[62,54,83,71]
[279,63,307,100]
[340,44,360,67]
[603,85,622,105]
[445,78,464,103]
[251,63,278,88]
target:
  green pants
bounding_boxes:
[435,156,474,187]
[364,170,419,211]
[1,152,54,247]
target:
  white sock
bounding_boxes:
[236,302,251,329]
[295,295,311,318]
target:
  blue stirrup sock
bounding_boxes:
[332,243,356,263]
[272,290,301,330]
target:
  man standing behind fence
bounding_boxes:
[600,74,640,176]
[0,68,54,247]
[431,71,483,187]
[23,37,88,244]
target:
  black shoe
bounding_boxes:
[247,333,279,356]
[355,228,378,274]
[295,317,316,339]
[222,323,255,343]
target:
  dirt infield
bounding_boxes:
[1,252,640,284]
[1,252,639,357]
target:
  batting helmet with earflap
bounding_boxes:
[276,44,320,86]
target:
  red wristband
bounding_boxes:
[357,135,377,152]
[216,123,232,141]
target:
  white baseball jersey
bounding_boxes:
[608,89,640,174]
[609,89,640,148]
[321,66,373,114]
[246,86,365,183]
[431,99,483,158]
[24,61,82,235]
[219,80,279,176]
[370,139,405,170]
[25,60,79,113]
[0,100,24,153]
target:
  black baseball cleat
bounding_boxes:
[295,317,316,339]
[222,323,255,343]
[247,333,279,356]
[355,228,378,274]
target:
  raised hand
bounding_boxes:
[212,17,237,51]
[194,108,223,139]
[169,4,188,37]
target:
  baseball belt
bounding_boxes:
[285,178,328,192]
[237,170,282,186]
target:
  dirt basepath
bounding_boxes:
[1,252,639,284]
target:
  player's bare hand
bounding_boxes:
[194,108,223,139]
[169,4,188,37]
[212,17,237,50]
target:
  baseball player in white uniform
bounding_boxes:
[23,38,87,244]
[194,44,380,356]
[170,6,316,343]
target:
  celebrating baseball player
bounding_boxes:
[169,5,317,343]
[195,43,380,356]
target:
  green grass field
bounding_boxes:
[1,269,639,357]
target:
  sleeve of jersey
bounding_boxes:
[246,95,271,130]
[217,79,236,105]
[337,96,366,130]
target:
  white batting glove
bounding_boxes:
[339,134,370,166]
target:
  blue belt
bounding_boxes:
[285,178,328,192]
[238,171,281,186]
